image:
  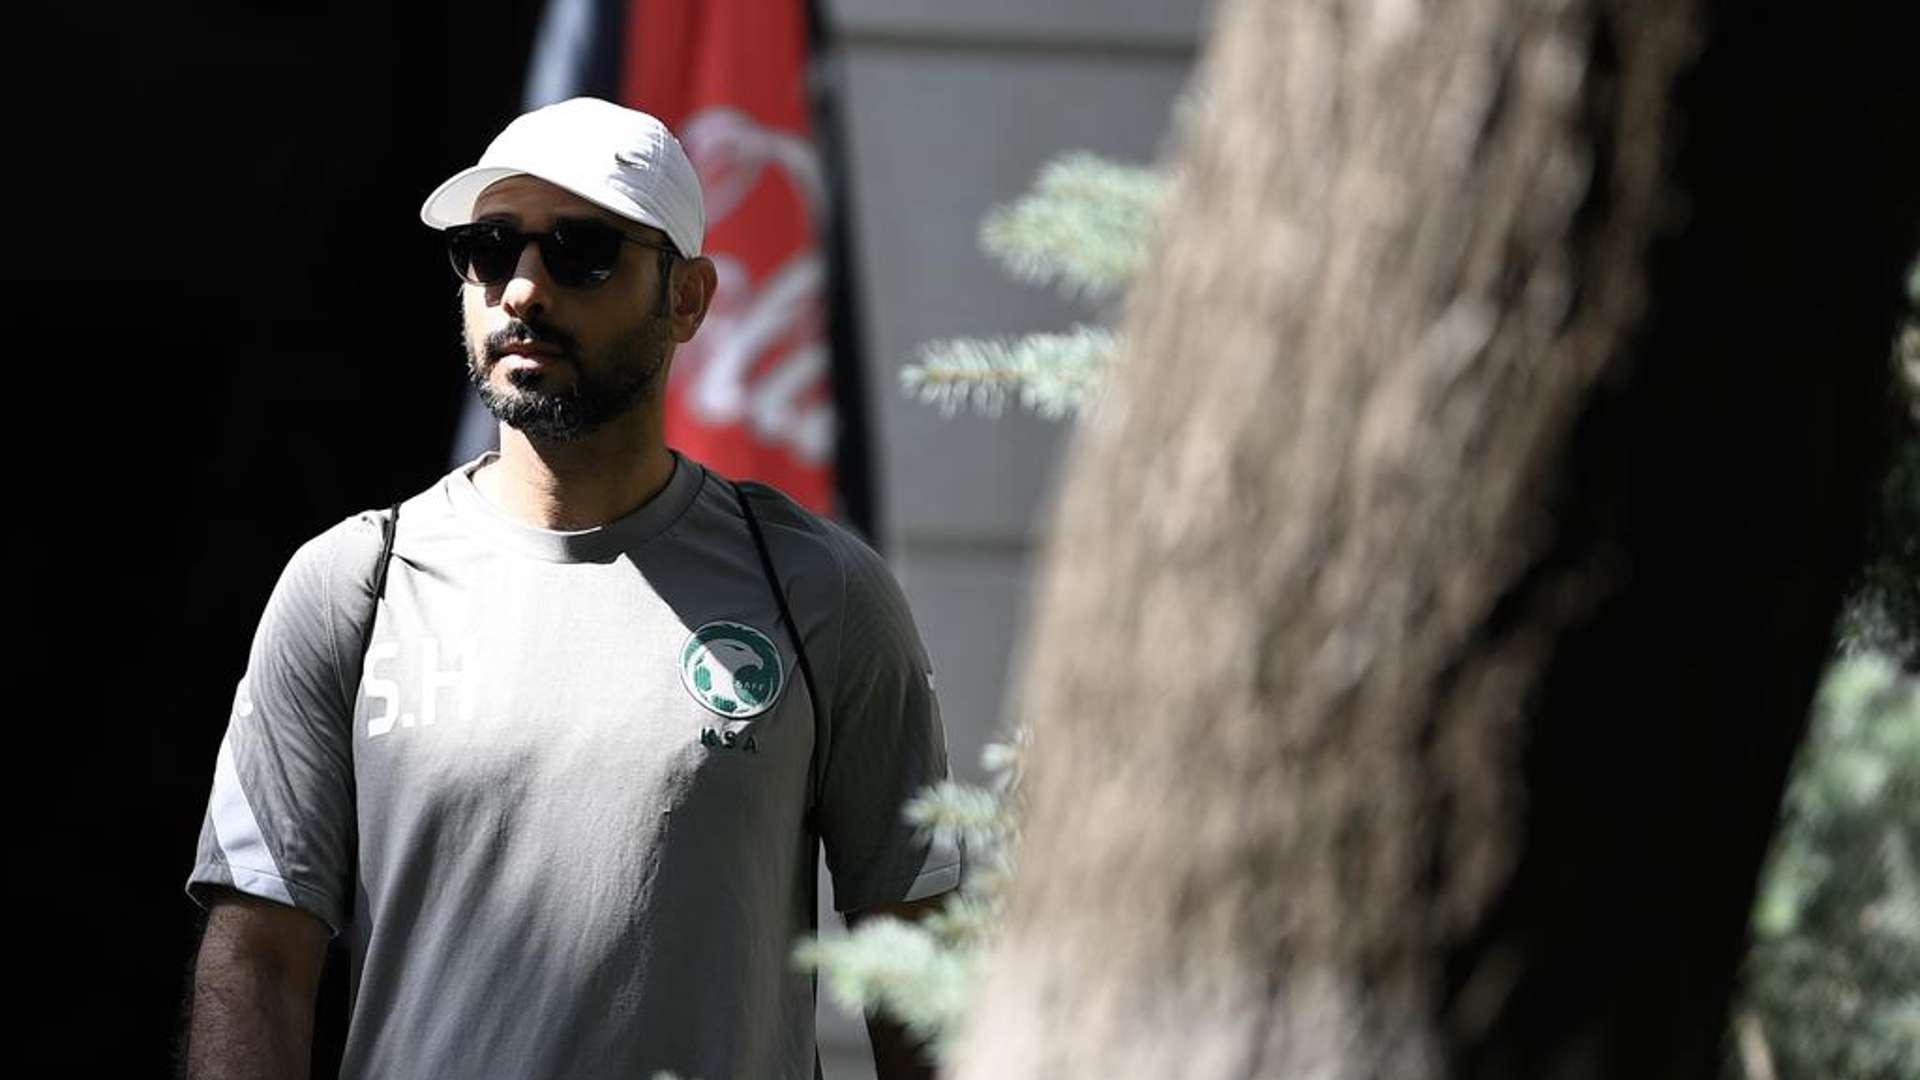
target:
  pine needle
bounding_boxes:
[980,153,1167,301]
[901,325,1117,419]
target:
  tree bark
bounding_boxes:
[950,1,1920,1077]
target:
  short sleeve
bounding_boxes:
[184,514,384,935]
[816,527,963,912]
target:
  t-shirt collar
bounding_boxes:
[446,450,704,563]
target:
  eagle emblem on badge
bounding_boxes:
[679,621,785,719]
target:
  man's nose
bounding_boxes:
[499,242,550,319]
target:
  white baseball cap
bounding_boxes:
[419,97,706,258]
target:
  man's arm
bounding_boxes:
[186,889,329,1080]
[846,893,951,1080]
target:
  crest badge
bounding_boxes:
[679,621,785,719]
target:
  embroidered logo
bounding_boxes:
[679,621,784,720]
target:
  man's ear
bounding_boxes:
[669,256,719,342]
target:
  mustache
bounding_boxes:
[484,318,578,362]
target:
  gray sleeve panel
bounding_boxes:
[185,512,387,935]
[811,519,962,913]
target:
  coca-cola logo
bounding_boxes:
[671,106,833,467]
[682,106,824,224]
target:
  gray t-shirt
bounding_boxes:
[187,453,959,1079]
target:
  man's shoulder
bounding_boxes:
[736,483,925,633]
[279,471,448,604]
[296,492,424,571]
[704,476,910,625]
[721,479,884,578]
[340,467,470,560]
[258,508,396,624]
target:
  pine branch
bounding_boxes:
[901,326,1118,419]
[905,780,1011,849]
[794,917,977,1053]
[1740,653,1920,1076]
[980,153,1167,301]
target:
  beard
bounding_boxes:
[465,313,673,442]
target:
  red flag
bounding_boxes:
[622,0,836,512]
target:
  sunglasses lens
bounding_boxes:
[446,223,520,285]
[542,221,623,287]
[445,221,627,287]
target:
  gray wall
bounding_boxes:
[815,2,1209,1073]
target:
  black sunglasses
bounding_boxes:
[445,218,677,289]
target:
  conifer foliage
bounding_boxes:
[1733,657,1920,1080]
[1730,265,1920,1080]
[794,154,1149,1059]
[898,154,1163,419]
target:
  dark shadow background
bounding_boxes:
[4,1,546,1070]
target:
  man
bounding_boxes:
[183,97,957,1080]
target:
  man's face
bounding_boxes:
[459,175,676,442]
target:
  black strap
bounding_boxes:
[359,502,401,661]
[335,501,400,1034]
[731,480,829,1080]
[732,482,824,785]
[375,503,400,597]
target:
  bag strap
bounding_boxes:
[358,502,402,661]
[731,481,824,806]
[730,480,830,1080]
[327,502,398,954]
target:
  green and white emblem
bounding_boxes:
[679,621,785,719]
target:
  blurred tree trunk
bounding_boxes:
[950,1,1920,1077]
